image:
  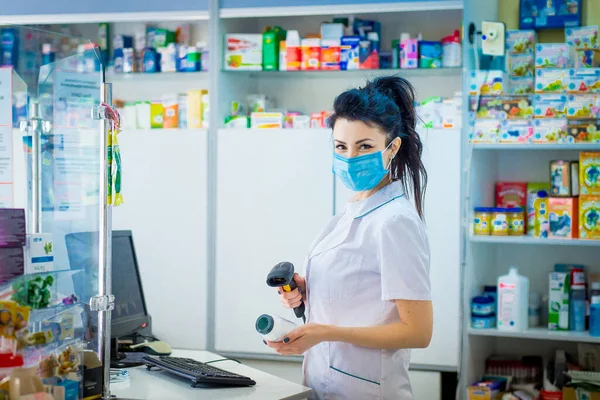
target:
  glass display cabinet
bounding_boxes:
[0,25,114,399]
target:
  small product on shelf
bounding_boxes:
[496,181,528,208]
[549,271,570,331]
[580,152,600,195]
[508,208,525,236]
[565,119,600,143]
[473,208,493,236]
[550,160,573,196]
[528,292,541,327]
[533,190,549,238]
[535,43,570,69]
[549,197,579,238]
[497,267,529,331]
[400,33,418,69]
[527,183,551,234]
[500,119,533,142]
[579,195,600,240]
[468,70,506,95]
[491,208,509,236]
[225,34,262,71]
[508,53,534,77]
[533,94,568,118]
[568,68,600,93]
[533,118,568,142]
[535,69,569,93]
[471,295,496,329]
[567,94,600,119]
[441,30,461,68]
[590,283,600,337]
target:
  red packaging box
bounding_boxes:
[496,182,528,208]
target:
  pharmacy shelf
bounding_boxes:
[468,327,600,344]
[471,143,600,151]
[223,68,462,79]
[107,70,209,82]
[469,235,600,247]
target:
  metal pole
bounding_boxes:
[97,82,113,399]
[29,100,43,234]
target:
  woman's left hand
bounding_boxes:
[265,323,330,356]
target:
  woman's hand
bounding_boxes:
[278,273,306,309]
[264,323,329,356]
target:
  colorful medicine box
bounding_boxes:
[468,70,505,95]
[579,195,600,240]
[535,69,569,93]
[568,68,600,93]
[506,30,536,54]
[418,41,442,69]
[574,49,600,68]
[566,26,599,50]
[340,36,360,71]
[580,152,600,195]
[549,197,579,238]
[508,54,534,77]
[509,76,534,95]
[470,120,500,143]
[533,119,568,143]
[251,112,284,129]
[535,44,570,68]
[565,120,600,143]
[150,102,164,129]
[533,94,568,118]
[551,160,573,197]
[321,39,341,70]
[187,89,208,129]
[224,34,263,71]
[567,94,600,119]
[500,119,534,143]
[496,182,527,208]
[470,96,533,119]
[24,233,54,274]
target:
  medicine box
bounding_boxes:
[568,68,600,93]
[566,26,599,50]
[468,70,505,95]
[187,89,208,129]
[565,120,600,143]
[575,49,600,68]
[224,34,263,71]
[470,119,500,143]
[0,247,24,284]
[551,160,572,197]
[580,152,600,195]
[533,119,568,143]
[150,102,163,129]
[508,54,534,77]
[418,41,442,69]
[549,197,579,239]
[400,38,418,69]
[0,209,26,248]
[506,30,536,54]
[509,76,535,95]
[533,94,568,118]
[535,69,569,93]
[24,233,54,274]
[470,96,533,119]
[467,380,502,400]
[535,43,569,68]
[500,119,533,143]
[251,112,283,129]
[579,195,600,240]
[549,272,570,330]
[340,36,360,71]
[321,39,341,70]
[496,182,527,208]
[567,94,600,119]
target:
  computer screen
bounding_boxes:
[65,230,150,338]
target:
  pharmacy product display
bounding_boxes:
[469,26,600,144]
[115,89,209,130]
[472,152,600,240]
[224,18,461,72]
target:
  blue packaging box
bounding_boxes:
[418,41,442,69]
[0,29,18,68]
[340,36,360,71]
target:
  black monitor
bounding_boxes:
[65,230,150,338]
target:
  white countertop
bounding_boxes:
[110,349,312,400]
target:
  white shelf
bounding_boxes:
[472,143,600,150]
[469,235,600,247]
[223,68,462,79]
[107,70,208,82]
[220,1,463,18]
[468,327,600,344]
[0,10,209,25]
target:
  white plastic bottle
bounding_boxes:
[255,314,298,342]
[497,267,529,331]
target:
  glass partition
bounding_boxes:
[0,24,111,400]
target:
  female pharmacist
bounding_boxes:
[266,76,433,400]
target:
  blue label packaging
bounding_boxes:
[568,68,600,93]
[0,209,26,248]
[574,49,600,68]
[509,76,535,95]
[471,314,496,329]
[113,34,133,50]
[158,43,178,73]
[122,48,135,73]
[468,70,506,95]
[418,41,443,69]
[549,272,570,330]
[506,30,536,54]
[0,247,24,284]
[566,26,599,50]
[143,48,159,73]
[25,233,54,274]
[534,94,568,118]
[508,53,534,77]
[0,29,18,68]
[472,295,496,316]
[500,119,534,143]
[567,94,600,119]
[533,118,568,143]
[535,69,569,93]
[340,36,360,71]
[535,43,570,68]
[469,119,501,143]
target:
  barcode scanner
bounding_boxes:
[267,261,306,323]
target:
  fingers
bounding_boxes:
[278,288,303,309]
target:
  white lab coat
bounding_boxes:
[302,181,431,400]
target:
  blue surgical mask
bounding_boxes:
[332,143,394,192]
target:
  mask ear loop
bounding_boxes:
[385,139,398,179]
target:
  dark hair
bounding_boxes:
[327,75,427,219]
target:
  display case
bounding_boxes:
[0,25,114,399]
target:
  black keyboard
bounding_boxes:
[143,356,257,387]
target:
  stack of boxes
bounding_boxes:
[469,25,600,144]
[0,209,26,284]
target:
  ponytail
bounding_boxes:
[327,75,428,219]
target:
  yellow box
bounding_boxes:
[187,89,208,129]
[467,385,499,400]
[580,195,600,240]
[580,152,600,195]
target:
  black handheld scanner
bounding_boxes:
[267,261,306,322]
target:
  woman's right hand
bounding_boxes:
[278,273,306,309]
